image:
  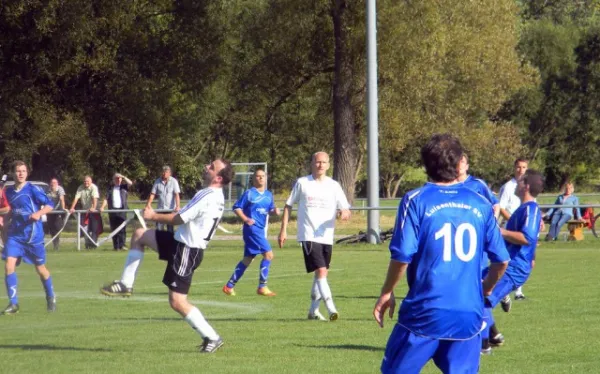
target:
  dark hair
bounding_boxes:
[218,159,235,185]
[523,169,544,197]
[253,168,265,176]
[12,160,28,173]
[421,133,464,182]
[514,158,528,166]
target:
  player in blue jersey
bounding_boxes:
[223,169,280,296]
[0,161,56,315]
[373,134,510,374]
[481,169,543,351]
[457,154,506,353]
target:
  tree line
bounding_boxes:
[1,0,599,200]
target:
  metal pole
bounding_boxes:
[76,212,81,251]
[366,0,380,243]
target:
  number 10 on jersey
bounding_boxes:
[435,223,477,262]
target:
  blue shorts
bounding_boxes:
[381,324,481,374]
[2,238,46,266]
[243,233,272,257]
[485,275,517,308]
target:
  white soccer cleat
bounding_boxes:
[307,310,327,321]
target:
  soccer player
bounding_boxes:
[100,159,234,353]
[1,161,56,315]
[482,169,543,351]
[498,158,528,300]
[278,151,351,321]
[222,169,280,297]
[373,134,509,374]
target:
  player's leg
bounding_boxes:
[256,244,276,296]
[302,242,326,320]
[34,263,56,312]
[481,308,493,355]
[108,213,120,250]
[381,324,438,374]
[433,335,481,374]
[514,285,525,300]
[223,254,254,296]
[2,256,19,315]
[314,244,338,320]
[100,228,158,296]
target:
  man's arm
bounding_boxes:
[69,197,79,213]
[174,193,181,212]
[500,227,529,245]
[30,204,54,222]
[482,261,509,296]
[145,193,155,209]
[278,205,292,248]
[90,197,98,212]
[121,175,133,186]
[143,206,184,225]
[59,195,66,210]
[499,208,511,221]
[373,260,409,327]
[234,208,253,225]
[100,199,108,212]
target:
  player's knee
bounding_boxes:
[168,294,188,314]
[264,251,274,261]
[35,265,50,278]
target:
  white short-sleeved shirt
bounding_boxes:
[498,178,521,215]
[285,175,350,245]
[174,187,224,249]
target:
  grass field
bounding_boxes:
[0,239,598,374]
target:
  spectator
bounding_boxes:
[45,178,66,251]
[100,173,133,251]
[146,166,181,232]
[543,181,582,241]
[69,176,101,249]
[0,175,8,245]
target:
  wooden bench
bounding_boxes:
[567,220,587,241]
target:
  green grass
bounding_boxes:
[0,240,599,373]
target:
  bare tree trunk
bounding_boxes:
[331,0,359,204]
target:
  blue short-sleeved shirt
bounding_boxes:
[5,182,54,244]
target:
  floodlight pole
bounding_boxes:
[366,0,380,243]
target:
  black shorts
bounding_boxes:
[301,241,332,273]
[155,230,204,295]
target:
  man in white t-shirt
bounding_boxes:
[101,159,234,354]
[278,152,351,321]
[498,158,528,302]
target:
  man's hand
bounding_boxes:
[338,209,351,221]
[245,218,255,226]
[278,231,287,248]
[174,206,180,213]
[272,207,281,216]
[88,207,97,213]
[69,208,75,214]
[30,212,43,221]
[143,206,156,221]
[373,292,396,328]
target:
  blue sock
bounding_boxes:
[42,276,55,298]
[226,261,248,288]
[5,272,18,305]
[482,307,493,339]
[259,259,271,289]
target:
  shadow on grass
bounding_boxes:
[295,343,384,352]
[0,344,111,352]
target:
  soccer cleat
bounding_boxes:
[329,311,339,321]
[490,333,505,347]
[500,295,512,313]
[222,285,236,296]
[307,310,327,321]
[1,303,19,315]
[100,281,132,297]
[46,296,57,313]
[515,294,526,300]
[481,347,492,355]
[256,287,276,297]
[200,337,224,353]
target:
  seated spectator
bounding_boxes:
[543,181,583,241]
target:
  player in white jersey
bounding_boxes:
[498,158,529,301]
[278,152,351,321]
[101,159,234,354]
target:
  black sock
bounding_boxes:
[490,324,500,338]
[482,338,490,349]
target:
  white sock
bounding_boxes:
[515,286,524,296]
[316,277,337,314]
[309,277,322,314]
[121,249,144,288]
[185,307,219,340]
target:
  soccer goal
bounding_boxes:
[225,162,268,207]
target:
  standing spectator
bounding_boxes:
[45,178,66,251]
[373,134,509,373]
[0,175,8,245]
[543,181,582,241]
[69,176,101,249]
[100,173,133,251]
[278,152,351,321]
[146,166,181,232]
[497,157,528,300]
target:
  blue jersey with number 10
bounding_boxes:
[390,183,509,340]
[232,187,276,239]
